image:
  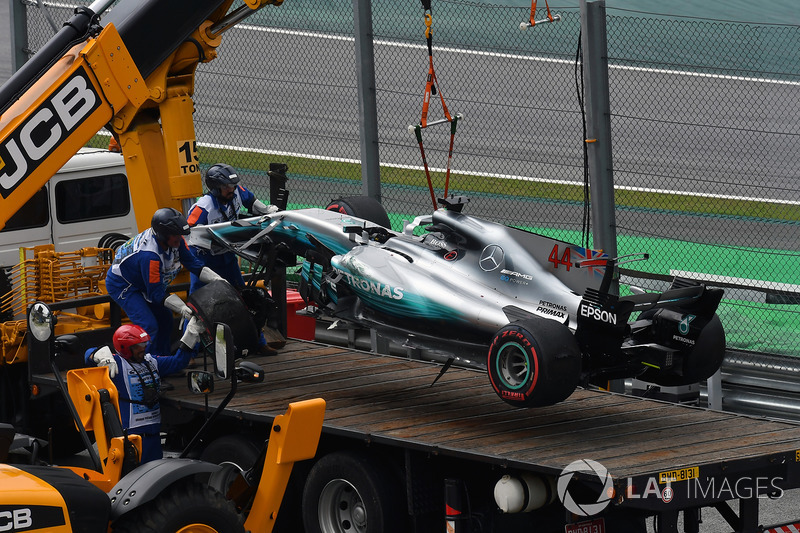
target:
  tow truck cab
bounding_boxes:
[0,147,138,271]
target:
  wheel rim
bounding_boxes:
[496,341,531,389]
[318,478,368,533]
[175,524,219,533]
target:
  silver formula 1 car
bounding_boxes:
[188,196,725,408]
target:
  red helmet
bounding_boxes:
[113,324,150,360]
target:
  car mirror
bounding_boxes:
[214,323,234,380]
[187,371,214,394]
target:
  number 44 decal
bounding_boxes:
[548,245,572,271]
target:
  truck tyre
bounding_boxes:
[639,313,726,386]
[111,481,244,533]
[326,196,391,228]
[201,434,261,496]
[487,318,581,408]
[302,450,406,533]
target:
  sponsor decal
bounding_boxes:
[334,268,404,300]
[579,303,617,325]
[536,306,567,319]
[672,334,695,346]
[500,274,528,286]
[678,314,696,335]
[500,268,532,281]
[535,300,569,320]
[0,67,101,198]
[426,236,448,249]
[479,244,504,272]
[444,250,458,261]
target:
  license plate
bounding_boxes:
[658,466,699,484]
[565,518,605,533]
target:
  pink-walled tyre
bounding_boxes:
[487,318,581,408]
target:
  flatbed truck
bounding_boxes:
[157,337,800,533]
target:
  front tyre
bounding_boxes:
[326,196,391,228]
[111,481,244,533]
[487,318,581,408]
[302,451,406,533]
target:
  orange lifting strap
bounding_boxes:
[520,0,561,30]
[410,0,460,210]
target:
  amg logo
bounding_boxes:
[0,67,101,198]
[672,334,695,345]
[500,269,533,280]
[580,303,617,325]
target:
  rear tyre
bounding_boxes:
[487,318,581,408]
[302,451,406,533]
[111,481,244,533]
[640,313,726,386]
[326,196,391,228]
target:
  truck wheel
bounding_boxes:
[201,434,261,496]
[111,481,244,533]
[326,196,391,228]
[302,451,405,533]
[487,318,581,408]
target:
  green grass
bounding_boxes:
[86,135,798,222]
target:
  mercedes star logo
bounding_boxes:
[479,244,504,272]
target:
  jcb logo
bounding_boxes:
[0,504,65,531]
[0,508,32,531]
[0,67,100,198]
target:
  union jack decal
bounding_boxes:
[574,247,608,279]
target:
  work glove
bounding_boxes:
[164,293,194,320]
[199,266,227,285]
[180,316,206,350]
[251,199,279,216]
[92,346,118,378]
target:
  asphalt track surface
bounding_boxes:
[190,27,798,257]
[192,26,798,202]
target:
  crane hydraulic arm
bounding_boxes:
[0,0,284,232]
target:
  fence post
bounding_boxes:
[8,0,28,77]
[580,0,618,274]
[352,0,382,202]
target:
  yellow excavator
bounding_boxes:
[0,0,291,457]
[1,301,325,532]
